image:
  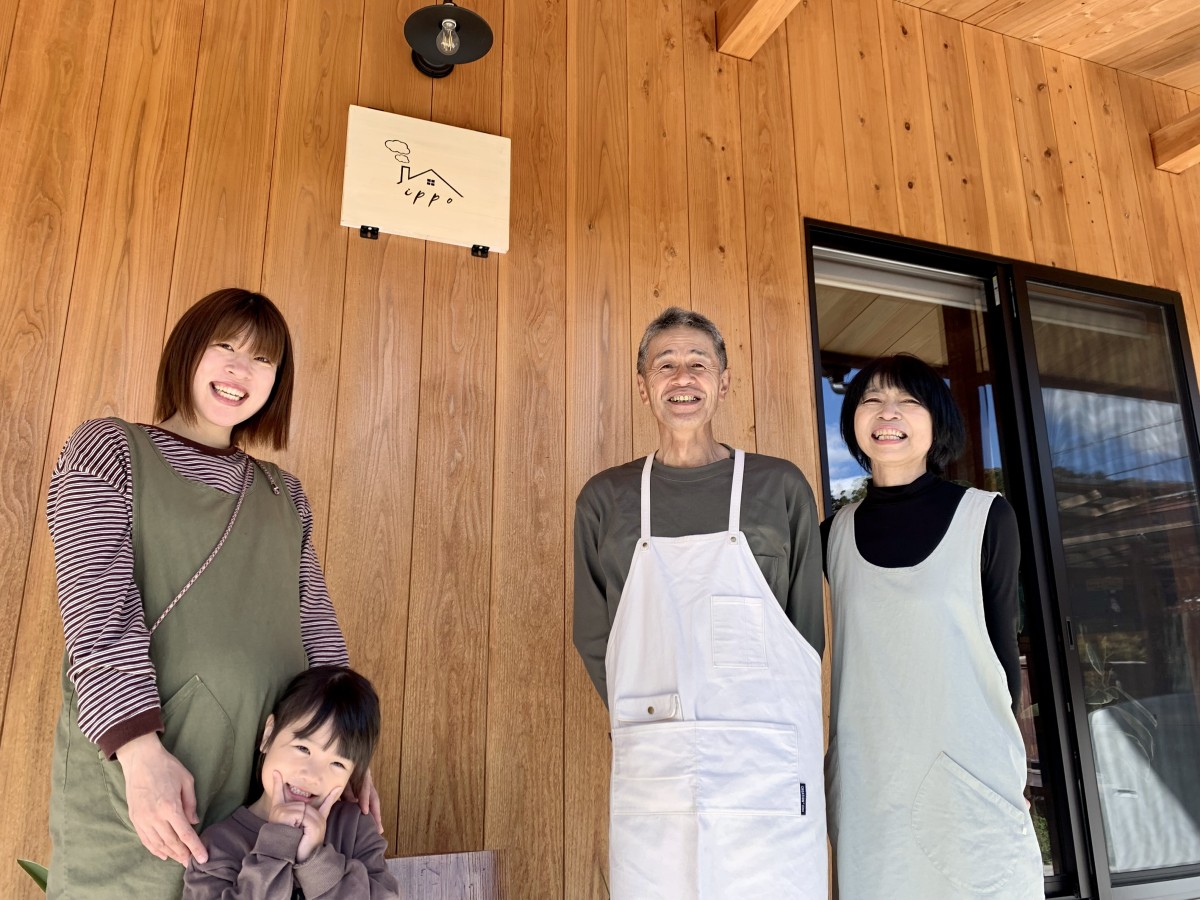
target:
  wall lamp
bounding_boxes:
[404,0,493,79]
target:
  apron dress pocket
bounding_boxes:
[910,751,1027,893]
[101,675,236,830]
[710,596,768,668]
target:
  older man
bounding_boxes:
[573,307,827,899]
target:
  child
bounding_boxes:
[184,666,399,899]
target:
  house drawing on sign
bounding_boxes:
[383,139,463,208]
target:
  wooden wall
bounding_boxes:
[0,0,1198,897]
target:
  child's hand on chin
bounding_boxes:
[296,784,342,862]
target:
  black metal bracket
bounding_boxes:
[471,245,489,258]
[359,225,380,240]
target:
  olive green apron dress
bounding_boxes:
[47,420,309,899]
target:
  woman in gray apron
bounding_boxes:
[45,289,364,899]
[823,354,1044,899]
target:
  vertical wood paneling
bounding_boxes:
[259,0,363,558]
[165,0,285,311]
[397,0,504,854]
[962,25,1034,258]
[1081,61,1155,284]
[486,0,568,891]
[1156,83,1200,357]
[398,244,498,854]
[1118,71,1189,292]
[0,1,199,893]
[923,12,992,252]
[785,0,850,222]
[1005,37,1076,268]
[0,0,20,91]
[565,0,632,890]
[739,29,820,477]
[1042,49,1116,278]
[325,0,434,850]
[0,0,113,748]
[833,0,900,234]
[682,0,756,452]
[877,0,946,244]
[627,0,689,458]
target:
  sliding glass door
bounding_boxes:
[808,225,1200,899]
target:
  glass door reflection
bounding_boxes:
[1025,283,1200,878]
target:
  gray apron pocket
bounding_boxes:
[102,675,236,830]
[911,751,1027,893]
[710,595,768,668]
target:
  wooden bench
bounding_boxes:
[385,849,505,899]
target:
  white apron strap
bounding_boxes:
[640,452,655,540]
[728,449,745,533]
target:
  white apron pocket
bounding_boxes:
[614,692,682,725]
[710,595,767,668]
[611,721,696,815]
[911,751,1027,893]
[695,720,804,814]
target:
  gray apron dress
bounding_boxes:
[826,488,1044,899]
[47,420,309,899]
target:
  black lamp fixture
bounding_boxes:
[404,0,493,79]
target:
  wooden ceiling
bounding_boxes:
[899,0,1200,93]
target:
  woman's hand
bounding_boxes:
[341,766,383,833]
[115,733,208,866]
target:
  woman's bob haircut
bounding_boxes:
[840,354,966,477]
[155,288,294,450]
[267,666,381,796]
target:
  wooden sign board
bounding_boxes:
[341,105,511,253]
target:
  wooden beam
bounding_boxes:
[716,0,803,60]
[1152,104,1200,173]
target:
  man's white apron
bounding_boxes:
[605,450,826,900]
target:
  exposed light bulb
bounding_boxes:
[436,19,460,56]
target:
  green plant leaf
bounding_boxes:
[17,858,49,892]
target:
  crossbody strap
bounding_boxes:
[148,455,257,636]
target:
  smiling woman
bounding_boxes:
[44,288,360,900]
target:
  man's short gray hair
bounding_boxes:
[636,307,728,376]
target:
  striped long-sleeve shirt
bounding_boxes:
[48,418,348,758]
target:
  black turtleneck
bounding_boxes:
[820,472,1022,713]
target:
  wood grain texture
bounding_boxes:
[785,0,850,222]
[1156,83,1200,361]
[1042,49,1116,277]
[564,0,633,889]
[738,28,820,477]
[324,0,434,853]
[1004,37,1075,268]
[876,0,946,244]
[166,0,286,313]
[397,241,498,855]
[832,0,900,234]
[0,0,20,95]
[387,850,506,899]
[922,12,991,253]
[397,0,504,851]
[259,0,363,556]
[627,0,688,459]
[1151,104,1200,173]
[682,0,757,453]
[962,24,1034,258]
[1117,70,1188,293]
[716,0,804,60]
[0,0,113,752]
[1081,61,1154,284]
[486,0,568,892]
